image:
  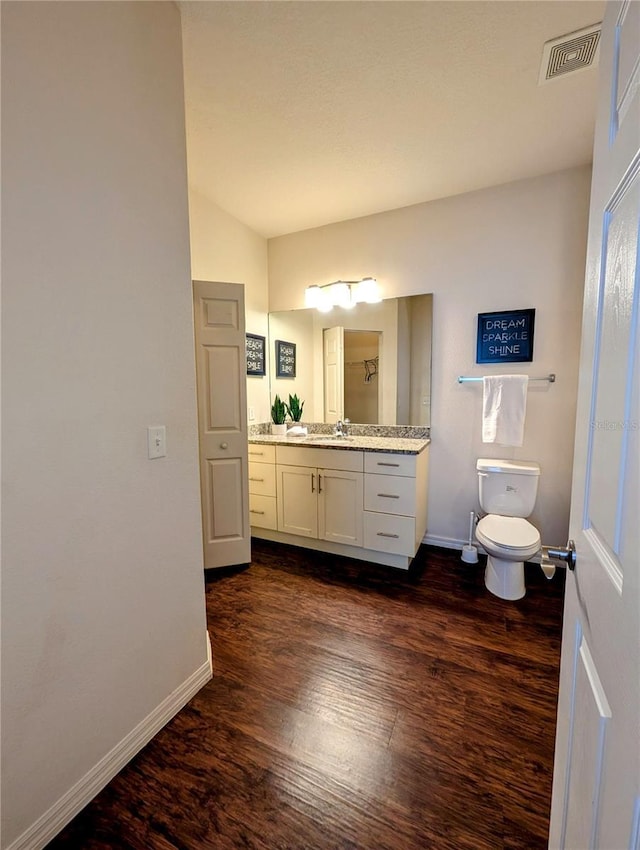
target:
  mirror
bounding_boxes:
[268,294,432,426]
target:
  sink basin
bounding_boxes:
[304,435,354,443]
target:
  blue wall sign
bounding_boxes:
[476,309,535,364]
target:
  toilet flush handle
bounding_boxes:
[543,539,577,571]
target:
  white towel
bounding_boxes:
[286,425,308,437]
[482,375,529,447]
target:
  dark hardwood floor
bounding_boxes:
[47,540,565,850]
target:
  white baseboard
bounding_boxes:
[422,533,470,551]
[421,534,545,565]
[8,633,213,850]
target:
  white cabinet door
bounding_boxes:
[318,468,363,547]
[277,464,318,538]
[193,280,250,568]
[277,463,363,547]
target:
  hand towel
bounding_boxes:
[286,425,308,437]
[482,375,529,447]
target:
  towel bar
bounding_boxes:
[457,373,556,384]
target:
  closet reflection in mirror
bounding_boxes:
[268,294,432,427]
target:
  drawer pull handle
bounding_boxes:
[249,451,264,456]
[249,477,264,482]
[377,493,399,499]
[311,473,315,493]
[318,474,322,494]
[250,509,265,515]
[377,532,400,539]
[377,462,400,467]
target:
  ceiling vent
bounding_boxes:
[538,24,601,85]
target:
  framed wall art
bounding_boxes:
[275,339,296,378]
[246,333,266,376]
[476,308,535,364]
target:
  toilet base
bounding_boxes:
[485,555,526,600]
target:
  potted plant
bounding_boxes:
[270,395,287,435]
[286,393,305,423]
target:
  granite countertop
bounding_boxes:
[248,433,430,455]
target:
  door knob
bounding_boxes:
[220,442,228,449]
[542,539,576,571]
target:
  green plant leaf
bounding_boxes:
[270,394,287,424]
[286,393,304,422]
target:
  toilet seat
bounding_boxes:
[476,515,540,552]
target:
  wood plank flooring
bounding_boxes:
[47,540,565,850]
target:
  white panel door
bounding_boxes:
[549,4,639,848]
[193,280,250,568]
[323,325,344,423]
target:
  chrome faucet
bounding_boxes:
[334,418,350,437]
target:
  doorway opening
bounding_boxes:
[343,330,381,424]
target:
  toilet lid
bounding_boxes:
[477,515,540,550]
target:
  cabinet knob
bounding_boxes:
[220,442,228,449]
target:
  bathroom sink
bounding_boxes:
[304,435,354,443]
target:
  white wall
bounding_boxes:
[268,309,315,420]
[189,188,270,424]
[1,3,209,847]
[268,167,591,547]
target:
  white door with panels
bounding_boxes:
[548,3,639,848]
[323,325,344,423]
[193,280,250,568]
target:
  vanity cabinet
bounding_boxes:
[248,444,277,530]
[276,445,364,546]
[249,439,429,570]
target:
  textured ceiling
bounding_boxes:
[180,1,604,238]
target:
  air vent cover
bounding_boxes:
[539,24,601,85]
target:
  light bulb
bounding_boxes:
[305,285,321,308]
[329,282,352,309]
[355,277,381,304]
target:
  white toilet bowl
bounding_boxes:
[476,515,541,600]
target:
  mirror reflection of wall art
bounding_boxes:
[275,340,296,378]
[246,333,266,376]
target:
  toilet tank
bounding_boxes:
[477,458,540,517]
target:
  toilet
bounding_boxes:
[475,458,541,600]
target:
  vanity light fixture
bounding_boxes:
[304,278,381,312]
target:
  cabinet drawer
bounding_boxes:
[249,494,277,530]
[248,444,276,464]
[364,473,416,517]
[364,452,416,477]
[276,445,363,472]
[363,511,416,556]
[248,460,276,496]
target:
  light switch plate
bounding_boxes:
[147,426,166,459]
[248,406,255,421]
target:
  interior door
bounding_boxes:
[193,280,250,568]
[548,4,639,848]
[323,325,344,423]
